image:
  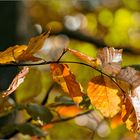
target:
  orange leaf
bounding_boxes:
[111,113,123,128]
[97,47,122,75]
[50,63,83,103]
[0,45,27,64]
[67,48,98,66]
[57,105,83,117]
[87,75,121,117]
[121,97,140,132]
[2,66,29,97]
[18,32,49,62]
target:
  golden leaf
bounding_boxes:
[2,66,29,97]
[50,63,83,103]
[56,105,83,117]
[67,48,98,67]
[0,45,27,64]
[97,47,123,75]
[17,32,49,62]
[87,75,121,117]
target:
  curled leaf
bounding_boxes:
[117,67,140,88]
[0,32,49,64]
[2,66,29,97]
[67,48,97,66]
[87,75,121,117]
[121,97,140,132]
[50,64,83,103]
[97,47,123,75]
[17,32,50,62]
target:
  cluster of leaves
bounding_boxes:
[0,32,140,138]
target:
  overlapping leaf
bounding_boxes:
[117,67,140,132]
[0,45,27,64]
[2,66,29,97]
[18,32,49,62]
[50,63,83,103]
[0,32,49,64]
[97,47,123,75]
[87,75,121,117]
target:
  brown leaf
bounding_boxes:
[121,97,140,132]
[17,32,50,62]
[2,66,29,97]
[0,45,27,64]
[117,67,140,88]
[97,47,123,75]
[50,63,83,103]
[67,48,98,66]
[87,75,121,117]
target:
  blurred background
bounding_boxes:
[0,0,140,139]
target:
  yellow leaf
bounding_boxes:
[87,75,121,117]
[18,32,49,62]
[50,63,83,103]
[67,48,98,67]
[0,45,27,64]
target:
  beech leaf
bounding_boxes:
[50,63,83,103]
[87,75,121,117]
[97,47,122,75]
[2,66,29,97]
[17,32,50,62]
[121,97,140,132]
[0,45,27,64]
[67,48,98,66]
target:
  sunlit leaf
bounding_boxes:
[56,105,83,117]
[18,32,50,62]
[87,75,121,117]
[121,98,140,132]
[0,45,27,64]
[67,48,98,66]
[16,123,46,137]
[2,67,29,97]
[97,47,123,75]
[25,103,53,123]
[50,63,83,103]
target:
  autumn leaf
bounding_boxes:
[121,97,140,132]
[0,32,49,64]
[50,63,83,103]
[87,75,121,117]
[117,67,140,132]
[117,67,140,88]
[56,105,83,117]
[111,113,123,128]
[97,47,123,75]
[2,66,29,97]
[17,31,50,62]
[67,48,98,67]
[0,45,27,64]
